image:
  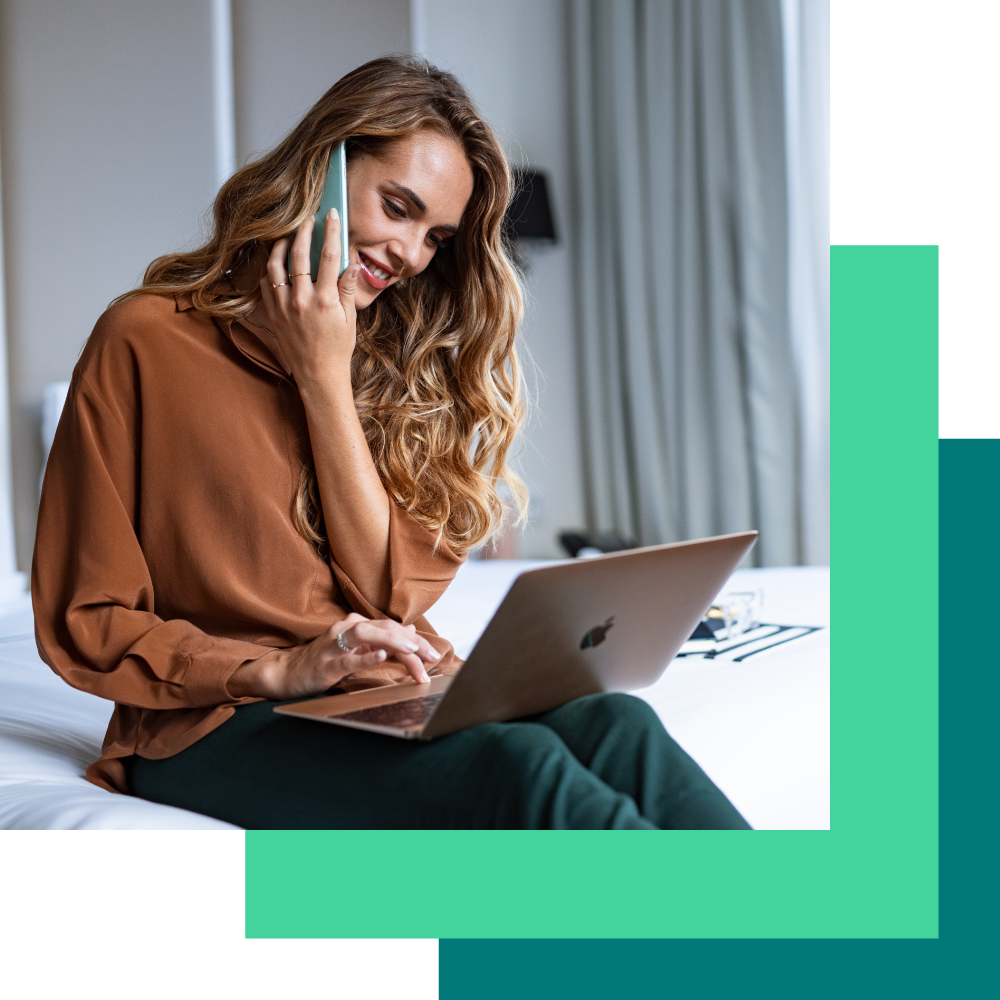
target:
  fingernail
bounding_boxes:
[375,650,386,661]
[404,642,419,653]
[328,207,338,221]
[426,648,441,660]
[420,671,430,683]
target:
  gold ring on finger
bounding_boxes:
[289,272,312,279]
[271,281,289,289]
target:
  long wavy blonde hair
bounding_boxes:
[118,56,527,555]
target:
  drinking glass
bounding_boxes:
[707,590,763,640]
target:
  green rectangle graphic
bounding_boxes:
[246,247,938,940]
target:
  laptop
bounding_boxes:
[274,530,758,739]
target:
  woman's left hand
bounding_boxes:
[257,209,363,390]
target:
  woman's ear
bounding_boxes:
[224,242,268,297]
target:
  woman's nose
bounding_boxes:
[387,234,424,275]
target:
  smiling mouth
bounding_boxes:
[358,252,397,289]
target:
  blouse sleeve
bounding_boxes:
[31,372,271,710]
[327,499,466,626]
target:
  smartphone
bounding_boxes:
[287,140,349,280]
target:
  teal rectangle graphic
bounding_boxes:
[437,440,996,995]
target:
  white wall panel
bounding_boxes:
[0,0,217,567]
[0,125,22,595]
[231,0,410,164]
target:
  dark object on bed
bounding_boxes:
[689,618,726,640]
[558,530,636,558]
[505,169,557,243]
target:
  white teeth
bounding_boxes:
[364,257,390,281]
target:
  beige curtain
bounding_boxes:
[567,0,801,566]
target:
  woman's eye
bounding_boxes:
[384,199,406,218]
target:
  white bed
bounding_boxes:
[0,561,828,830]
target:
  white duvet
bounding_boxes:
[0,562,828,830]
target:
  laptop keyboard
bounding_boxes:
[332,693,445,730]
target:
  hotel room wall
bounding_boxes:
[0,0,580,567]
[420,0,586,558]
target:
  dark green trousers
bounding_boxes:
[126,692,750,830]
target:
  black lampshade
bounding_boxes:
[558,530,635,558]
[506,168,557,242]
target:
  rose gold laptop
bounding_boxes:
[274,531,758,739]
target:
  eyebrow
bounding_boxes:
[387,181,459,234]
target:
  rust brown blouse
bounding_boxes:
[31,293,464,794]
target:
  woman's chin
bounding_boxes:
[353,271,387,309]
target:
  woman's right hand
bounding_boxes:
[257,211,363,391]
[226,613,441,701]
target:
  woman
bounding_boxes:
[32,57,749,830]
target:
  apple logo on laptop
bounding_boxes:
[581,616,615,650]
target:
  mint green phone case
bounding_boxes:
[287,141,348,280]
